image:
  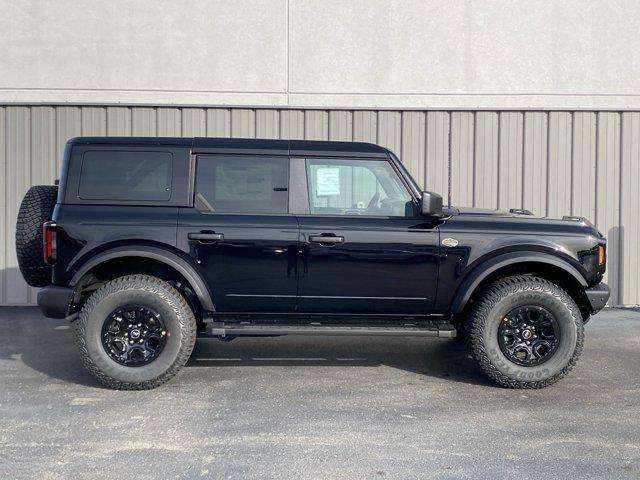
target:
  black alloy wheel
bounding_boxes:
[101,305,168,367]
[497,306,560,367]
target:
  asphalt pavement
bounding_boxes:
[1,307,639,479]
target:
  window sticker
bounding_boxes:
[316,167,340,196]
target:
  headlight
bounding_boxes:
[580,244,606,274]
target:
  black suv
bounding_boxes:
[16,137,610,390]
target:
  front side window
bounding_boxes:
[305,158,413,217]
[79,150,172,201]
[196,156,289,214]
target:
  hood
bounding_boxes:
[447,206,534,217]
[444,205,603,237]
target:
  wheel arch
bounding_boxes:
[450,252,589,317]
[70,245,215,312]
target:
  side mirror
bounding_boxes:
[420,191,444,217]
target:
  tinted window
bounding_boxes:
[196,156,289,214]
[79,150,172,201]
[306,158,413,217]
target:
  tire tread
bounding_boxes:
[467,275,584,389]
[74,274,196,390]
[15,185,58,287]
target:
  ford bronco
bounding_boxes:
[16,137,610,389]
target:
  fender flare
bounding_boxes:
[69,245,215,311]
[449,251,587,314]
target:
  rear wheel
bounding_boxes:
[75,275,196,390]
[467,275,584,389]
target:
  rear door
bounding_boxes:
[177,155,299,313]
[297,157,440,315]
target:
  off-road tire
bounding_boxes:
[75,275,197,390]
[467,275,584,389]
[15,185,58,287]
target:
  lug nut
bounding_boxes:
[124,333,128,337]
[138,323,142,327]
[129,340,134,345]
[139,339,144,343]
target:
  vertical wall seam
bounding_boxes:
[617,112,624,306]
[594,112,600,227]
[521,112,526,209]
[447,112,452,205]
[617,110,624,305]
[569,111,575,215]
[472,111,477,207]
[496,112,501,209]
[546,111,551,217]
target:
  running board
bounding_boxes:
[205,324,456,338]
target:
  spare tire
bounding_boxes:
[16,185,58,287]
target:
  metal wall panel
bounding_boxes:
[572,112,597,220]
[401,111,426,188]
[523,112,548,217]
[256,110,280,139]
[497,112,524,211]
[377,111,402,157]
[1,106,638,306]
[450,112,474,208]
[596,112,621,303]
[474,112,499,209]
[621,112,640,306]
[5,107,31,305]
[206,109,230,137]
[328,111,352,142]
[425,111,450,197]
[182,108,206,137]
[546,112,572,218]
[352,111,376,143]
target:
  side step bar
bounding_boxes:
[205,324,456,338]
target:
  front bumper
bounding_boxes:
[37,285,74,319]
[585,282,610,314]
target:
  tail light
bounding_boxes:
[43,221,57,265]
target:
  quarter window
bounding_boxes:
[305,159,413,217]
[79,150,172,201]
[196,156,289,214]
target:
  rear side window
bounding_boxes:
[79,151,172,201]
[196,156,288,214]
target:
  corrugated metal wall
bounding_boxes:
[1,106,638,306]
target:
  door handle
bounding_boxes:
[309,235,344,245]
[188,232,224,243]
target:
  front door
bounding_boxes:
[297,157,440,314]
[177,155,298,313]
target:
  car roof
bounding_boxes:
[67,137,391,158]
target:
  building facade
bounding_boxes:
[1,1,639,305]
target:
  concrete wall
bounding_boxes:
[1,105,638,306]
[2,0,640,109]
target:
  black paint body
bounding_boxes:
[42,137,609,322]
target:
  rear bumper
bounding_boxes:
[585,282,610,314]
[37,285,74,319]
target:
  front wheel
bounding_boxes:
[75,275,197,390]
[467,275,584,389]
